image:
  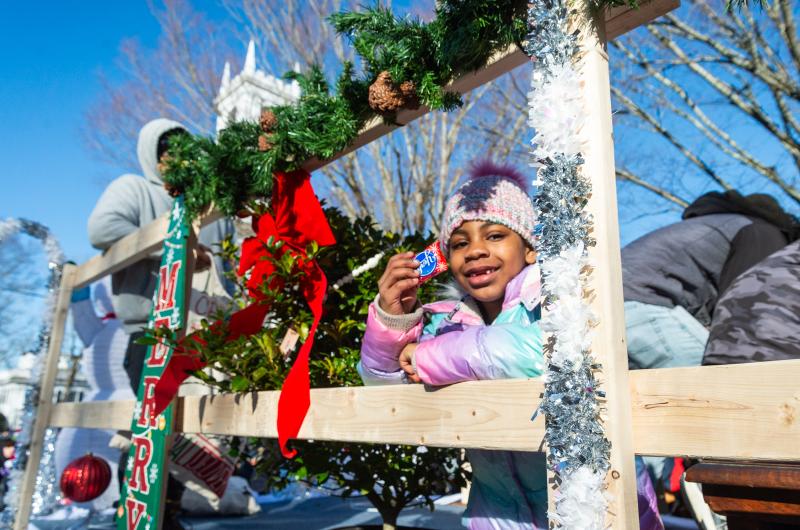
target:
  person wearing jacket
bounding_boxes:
[622,190,799,509]
[704,239,800,365]
[360,161,663,530]
[87,118,234,389]
[622,190,800,371]
[87,118,233,528]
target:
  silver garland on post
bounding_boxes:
[0,219,66,526]
[526,1,611,527]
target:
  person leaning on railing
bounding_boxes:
[86,118,234,528]
[620,189,800,500]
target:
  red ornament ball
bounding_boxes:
[60,453,112,503]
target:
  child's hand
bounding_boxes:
[378,251,420,315]
[400,343,421,383]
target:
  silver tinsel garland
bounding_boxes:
[527,1,612,527]
[0,219,65,526]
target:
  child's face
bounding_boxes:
[448,221,536,317]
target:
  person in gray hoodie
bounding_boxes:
[88,119,233,528]
[88,118,233,387]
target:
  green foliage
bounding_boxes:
[174,208,464,524]
[330,6,459,112]
[162,123,268,218]
[431,0,528,77]
[269,65,369,168]
[159,0,556,219]
[161,0,650,220]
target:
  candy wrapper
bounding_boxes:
[415,241,448,283]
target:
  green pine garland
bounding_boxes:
[161,0,644,219]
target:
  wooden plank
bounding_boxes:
[73,215,168,289]
[49,399,135,430]
[631,360,800,461]
[605,0,680,40]
[178,378,547,450]
[575,8,640,530]
[686,462,800,491]
[49,361,800,461]
[14,264,77,530]
[703,485,800,517]
[72,207,221,290]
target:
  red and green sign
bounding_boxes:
[117,198,190,530]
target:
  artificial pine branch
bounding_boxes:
[161,0,673,220]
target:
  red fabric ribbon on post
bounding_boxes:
[153,169,336,458]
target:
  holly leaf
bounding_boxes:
[231,375,249,392]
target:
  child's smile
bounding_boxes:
[448,221,537,322]
[464,265,499,288]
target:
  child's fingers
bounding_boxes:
[384,265,420,284]
[382,251,415,272]
[379,255,419,279]
[378,264,420,291]
[399,358,421,383]
[387,278,419,299]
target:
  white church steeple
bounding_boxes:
[214,40,301,134]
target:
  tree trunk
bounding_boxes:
[367,492,401,530]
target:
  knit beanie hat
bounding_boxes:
[439,160,538,255]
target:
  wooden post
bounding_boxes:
[575,6,640,529]
[14,263,77,530]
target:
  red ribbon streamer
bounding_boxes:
[153,169,335,458]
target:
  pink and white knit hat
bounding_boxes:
[439,160,538,255]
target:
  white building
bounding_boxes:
[0,352,88,430]
[214,40,301,134]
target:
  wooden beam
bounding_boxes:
[605,0,680,40]
[48,399,134,431]
[14,264,76,530]
[73,215,168,289]
[73,208,221,290]
[48,360,800,461]
[72,1,677,288]
[631,360,800,461]
[177,378,547,450]
[575,7,640,529]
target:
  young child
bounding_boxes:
[359,161,663,530]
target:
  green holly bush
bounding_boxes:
[183,207,466,529]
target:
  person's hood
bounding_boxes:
[683,190,800,242]
[137,118,186,185]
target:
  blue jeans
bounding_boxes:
[625,301,709,489]
[624,301,708,369]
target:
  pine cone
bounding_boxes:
[368,71,419,113]
[258,134,273,152]
[260,109,278,132]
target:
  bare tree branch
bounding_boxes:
[616,168,690,207]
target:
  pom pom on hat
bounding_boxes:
[439,160,538,255]
[469,159,529,192]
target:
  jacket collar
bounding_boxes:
[423,264,542,324]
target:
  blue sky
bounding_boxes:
[0,2,165,264]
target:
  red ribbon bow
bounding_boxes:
[154,169,335,458]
